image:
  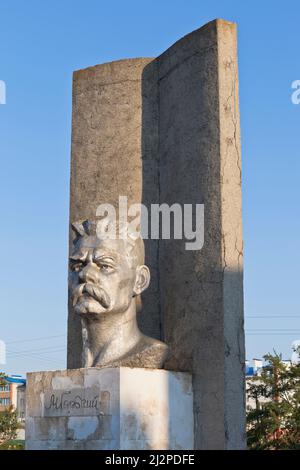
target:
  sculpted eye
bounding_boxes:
[94,257,116,273]
[100,264,114,273]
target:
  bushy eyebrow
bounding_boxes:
[69,250,87,262]
[93,251,120,262]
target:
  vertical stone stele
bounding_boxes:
[26,18,245,451]
[157,19,245,450]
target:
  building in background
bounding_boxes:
[0,375,26,421]
[245,358,263,377]
[0,381,13,411]
[16,384,26,422]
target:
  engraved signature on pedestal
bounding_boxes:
[45,390,100,412]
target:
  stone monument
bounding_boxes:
[69,219,169,368]
[26,19,245,450]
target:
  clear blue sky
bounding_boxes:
[0,0,299,375]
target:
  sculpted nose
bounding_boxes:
[79,263,99,284]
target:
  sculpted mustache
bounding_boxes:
[72,283,111,309]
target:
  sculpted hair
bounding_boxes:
[71,219,145,268]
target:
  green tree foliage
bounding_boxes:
[247,352,300,449]
[0,407,18,443]
[0,372,18,444]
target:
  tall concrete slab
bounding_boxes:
[68,19,245,449]
[156,20,245,449]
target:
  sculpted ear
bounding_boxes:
[133,265,150,296]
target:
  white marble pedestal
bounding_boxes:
[26,367,194,450]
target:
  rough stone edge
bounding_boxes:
[217,19,246,449]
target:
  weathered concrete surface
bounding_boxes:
[26,368,193,450]
[68,58,160,369]
[156,20,245,449]
[68,19,245,449]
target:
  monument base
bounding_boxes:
[26,367,193,450]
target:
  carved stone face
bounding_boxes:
[69,235,149,317]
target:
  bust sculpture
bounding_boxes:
[69,219,169,368]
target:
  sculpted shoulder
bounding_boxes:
[96,335,170,369]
